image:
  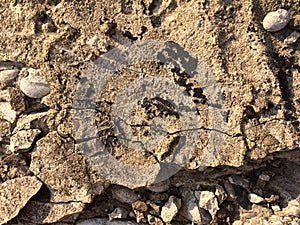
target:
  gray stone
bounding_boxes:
[161,195,182,223]
[111,186,139,204]
[248,193,264,204]
[284,31,300,45]
[263,9,290,32]
[19,68,50,98]
[179,191,202,223]
[0,176,42,225]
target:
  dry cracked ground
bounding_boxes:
[0,0,300,224]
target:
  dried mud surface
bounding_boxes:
[0,0,300,224]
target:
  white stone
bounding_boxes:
[161,196,182,223]
[19,68,50,98]
[198,191,219,218]
[248,193,264,204]
[284,31,300,45]
[259,174,270,181]
[263,9,290,32]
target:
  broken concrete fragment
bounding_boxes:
[198,190,219,218]
[30,131,92,203]
[17,201,85,224]
[10,129,41,152]
[0,176,42,225]
[111,186,139,204]
[161,195,182,223]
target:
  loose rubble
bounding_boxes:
[263,9,290,32]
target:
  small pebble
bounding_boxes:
[284,31,300,44]
[289,15,300,31]
[259,173,270,182]
[263,9,290,32]
[19,68,50,98]
[111,186,139,204]
[248,193,264,204]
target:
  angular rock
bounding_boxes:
[198,190,219,218]
[0,176,42,225]
[17,201,85,224]
[248,193,264,204]
[19,68,50,98]
[263,9,290,32]
[161,196,182,223]
[0,88,26,113]
[284,31,300,45]
[30,131,92,203]
[179,191,202,223]
[10,129,41,152]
